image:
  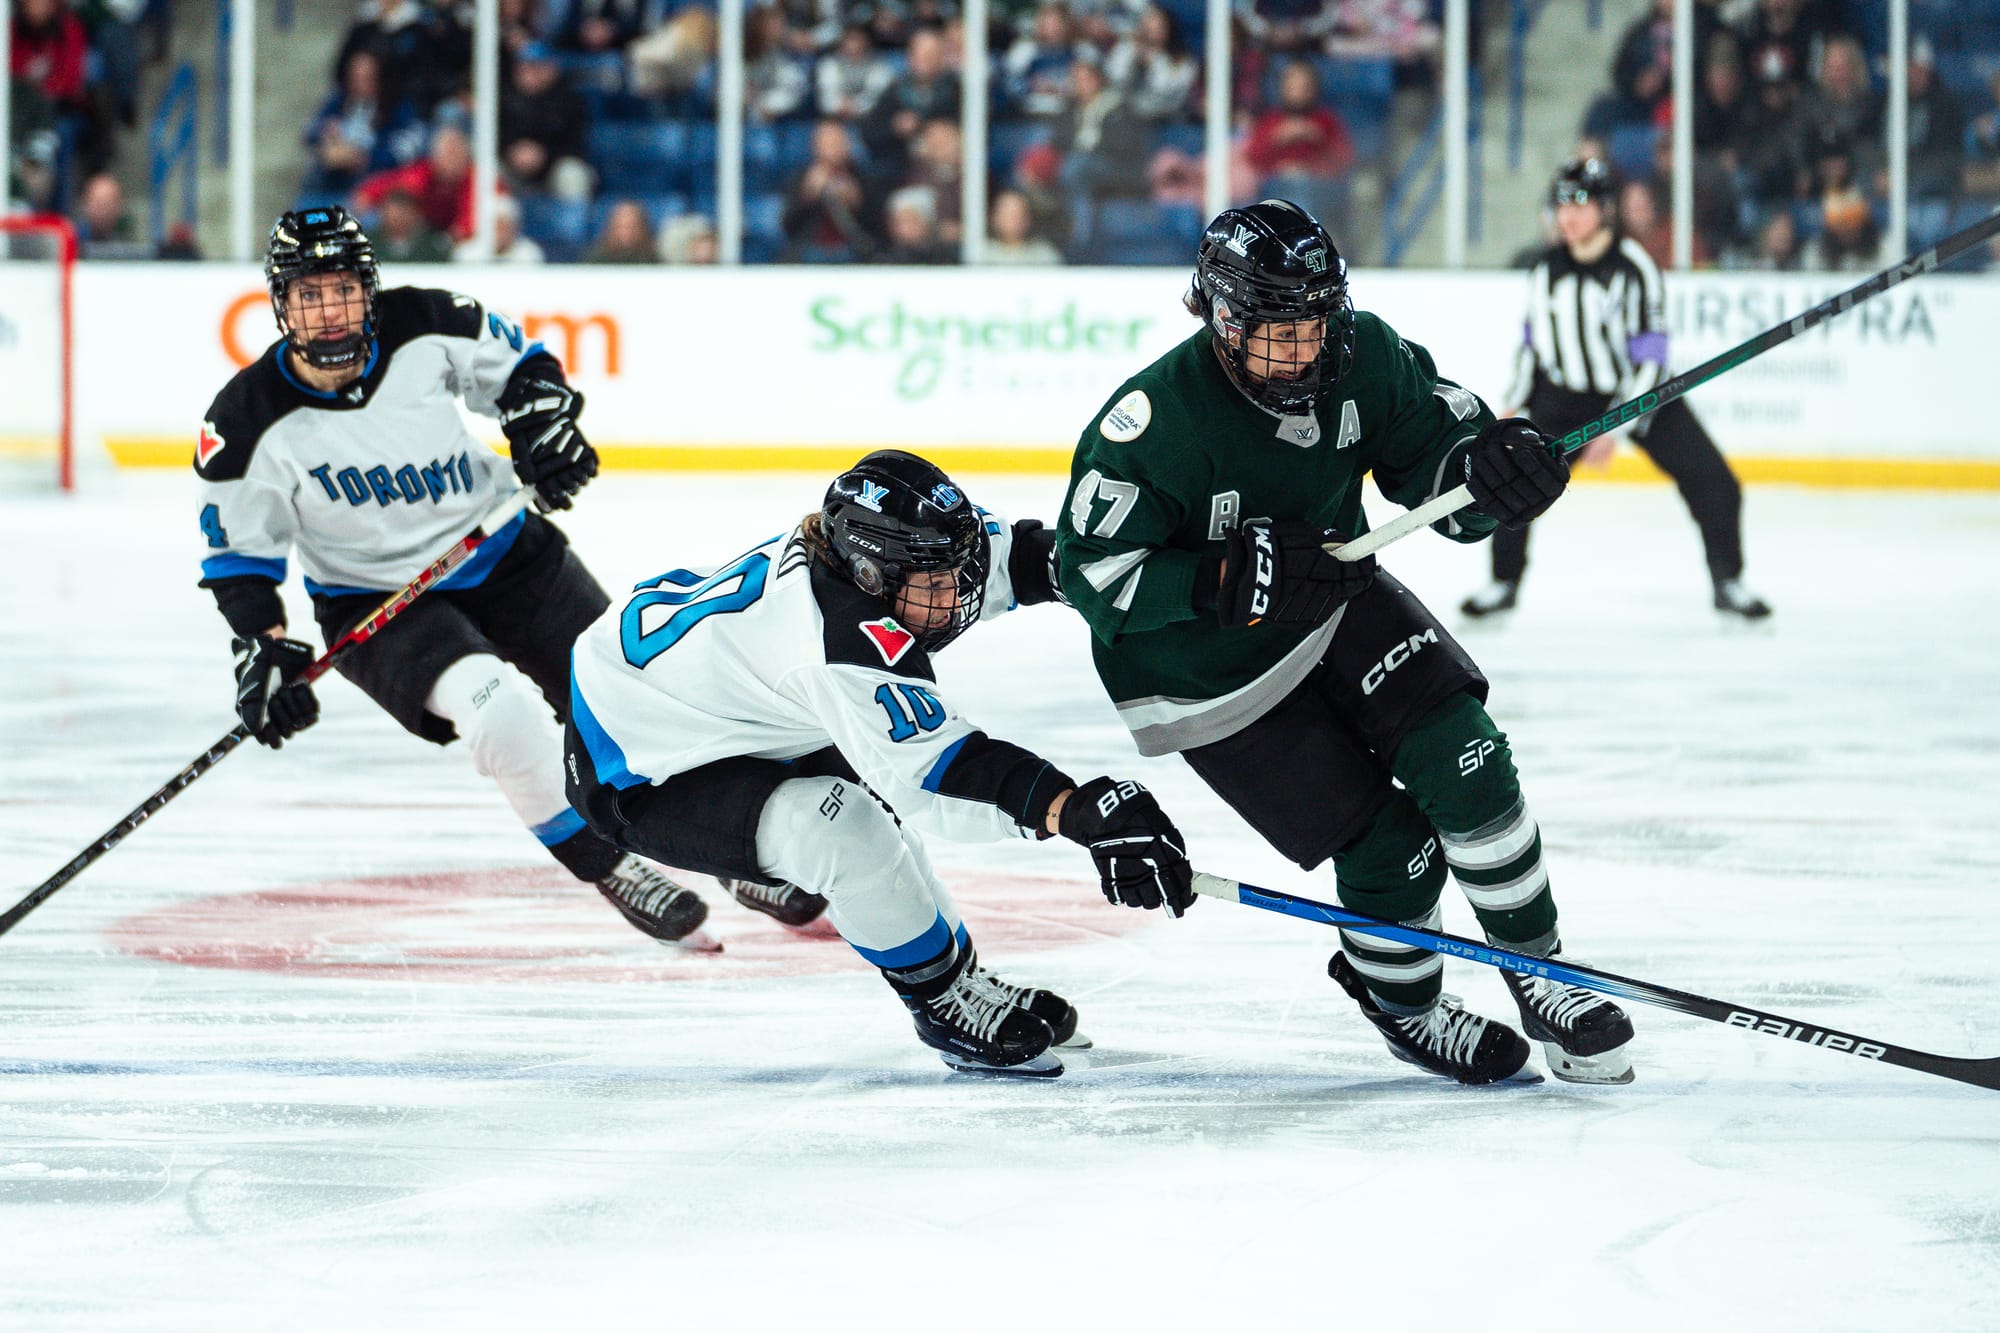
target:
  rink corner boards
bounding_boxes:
[93,437,2000,488]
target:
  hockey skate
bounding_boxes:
[1330,952,1532,1085]
[1458,580,1519,619]
[1500,956,1636,1085]
[1712,578,1772,621]
[965,946,1088,1049]
[597,856,721,953]
[718,876,834,934]
[889,949,1062,1078]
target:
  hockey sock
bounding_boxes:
[1390,692,1559,954]
[426,655,591,868]
[1329,792,1449,1013]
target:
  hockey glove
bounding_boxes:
[1208,519,1376,627]
[1464,418,1568,529]
[1058,776,1195,917]
[499,375,597,511]
[232,635,320,749]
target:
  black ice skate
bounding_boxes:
[1501,955,1636,1085]
[888,947,1062,1078]
[1712,578,1772,621]
[965,946,1088,1049]
[1459,579,1519,619]
[597,855,721,952]
[718,876,831,930]
[1330,952,1531,1085]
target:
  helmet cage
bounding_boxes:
[266,208,381,371]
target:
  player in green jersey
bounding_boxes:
[1056,199,1636,1085]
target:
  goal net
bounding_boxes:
[0,217,76,491]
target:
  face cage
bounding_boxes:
[1211,288,1357,414]
[269,262,379,370]
[893,557,987,652]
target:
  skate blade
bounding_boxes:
[1387,1045,1542,1086]
[938,1049,1065,1079]
[1056,1030,1093,1051]
[1540,1041,1634,1085]
[663,927,724,954]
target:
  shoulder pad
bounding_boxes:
[196,355,296,481]
[375,286,483,343]
[810,562,937,680]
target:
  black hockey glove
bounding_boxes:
[1058,776,1195,917]
[499,375,597,511]
[232,635,320,749]
[1464,418,1568,529]
[1205,519,1376,627]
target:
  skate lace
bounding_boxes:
[1397,994,1482,1066]
[603,864,686,917]
[970,963,1028,1006]
[1520,974,1610,1029]
[929,970,1013,1043]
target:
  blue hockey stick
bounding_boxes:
[1192,871,2000,1092]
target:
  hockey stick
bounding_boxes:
[1329,206,2000,562]
[0,487,538,940]
[1192,871,2000,1092]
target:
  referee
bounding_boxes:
[1460,157,1771,621]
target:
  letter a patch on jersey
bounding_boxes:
[860,617,916,667]
[197,420,226,469]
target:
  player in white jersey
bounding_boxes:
[194,206,717,950]
[566,450,1197,1077]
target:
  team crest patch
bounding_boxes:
[197,420,226,468]
[1099,390,1152,443]
[860,617,916,666]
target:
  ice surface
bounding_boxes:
[2,472,1997,1330]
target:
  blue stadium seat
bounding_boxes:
[776,120,818,174]
[745,192,786,246]
[587,121,685,195]
[989,120,1049,179]
[517,196,591,262]
[1606,122,1658,182]
[1157,122,1204,156]
[1097,198,1168,246]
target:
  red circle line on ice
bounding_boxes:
[103,866,1144,983]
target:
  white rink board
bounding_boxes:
[14,262,1996,459]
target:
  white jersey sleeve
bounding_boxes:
[570,528,1078,847]
[429,290,547,417]
[974,507,1064,622]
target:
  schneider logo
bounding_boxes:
[808,296,1155,400]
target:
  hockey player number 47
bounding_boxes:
[1069,469,1140,538]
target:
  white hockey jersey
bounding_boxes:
[195,286,547,599]
[570,514,1072,846]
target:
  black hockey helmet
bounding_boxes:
[1191,198,1355,414]
[1550,156,1620,222]
[820,450,989,652]
[265,205,380,371]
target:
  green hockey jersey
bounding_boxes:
[1056,311,1498,757]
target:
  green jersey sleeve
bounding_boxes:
[1057,385,1211,646]
[1357,314,1501,544]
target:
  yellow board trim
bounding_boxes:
[99,435,2000,489]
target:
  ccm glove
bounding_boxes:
[1058,776,1195,917]
[1206,519,1376,627]
[1464,417,1568,529]
[499,375,597,511]
[232,635,320,749]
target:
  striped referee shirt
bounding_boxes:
[1507,236,1668,430]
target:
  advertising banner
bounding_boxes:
[16,261,1995,476]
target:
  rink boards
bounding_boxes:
[0,260,1996,483]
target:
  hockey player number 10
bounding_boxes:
[620,551,771,669]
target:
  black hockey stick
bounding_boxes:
[0,488,537,941]
[1192,871,2000,1092]
[1331,206,2000,561]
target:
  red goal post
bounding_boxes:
[0,215,78,492]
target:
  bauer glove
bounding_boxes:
[1058,777,1195,916]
